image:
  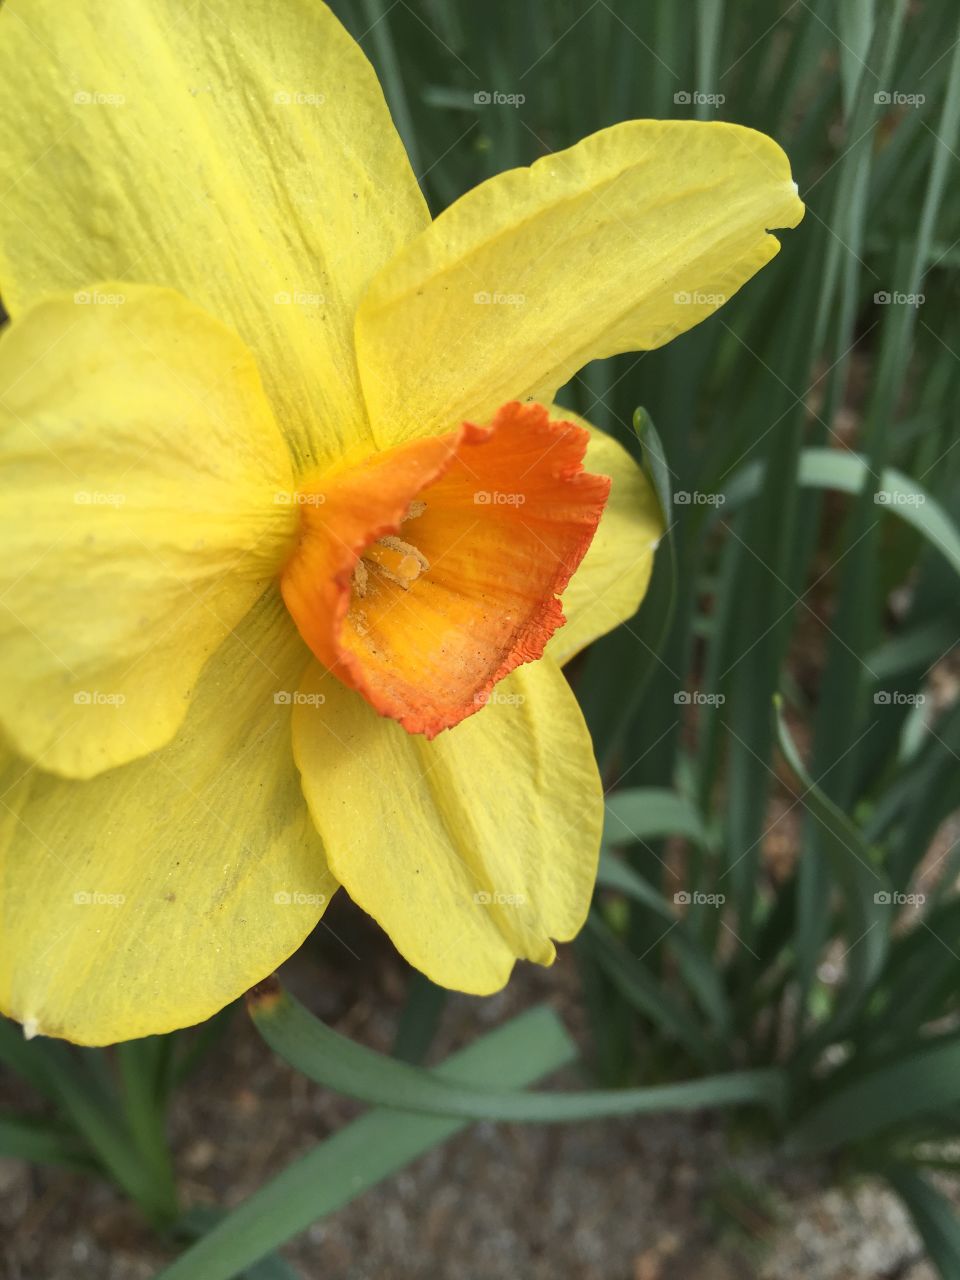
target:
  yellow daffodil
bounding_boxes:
[0,0,803,1045]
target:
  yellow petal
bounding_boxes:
[291,657,603,994]
[0,284,295,779]
[0,589,335,1046]
[0,0,428,467]
[546,409,664,666]
[356,120,803,447]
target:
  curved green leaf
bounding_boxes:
[578,409,677,767]
[603,787,711,850]
[0,1115,93,1172]
[156,1006,576,1280]
[595,855,731,1038]
[584,915,717,1065]
[248,983,783,1122]
[788,1036,960,1155]
[885,1165,960,1278]
[775,696,890,1015]
[723,448,960,579]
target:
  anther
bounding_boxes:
[353,534,430,597]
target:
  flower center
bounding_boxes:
[352,504,429,598]
[279,402,610,737]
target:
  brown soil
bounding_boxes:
[0,906,938,1280]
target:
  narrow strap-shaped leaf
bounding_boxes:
[391,972,447,1064]
[775,697,890,1026]
[585,916,718,1066]
[722,450,960,580]
[885,1164,960,1278]
[0,1014,62,1102]
[117,1037,178,1222]
[0,1114,94,1172]
[0,1019,166,1208]
[248,981,782,1122]
[597,852,676,920]
[154,1005,577,1280]
[578,409,677,769]
[603,787,711,849]
[174,1208,301,1280]
[595,858,731,1040]
[787,1036,960,1155]
[30,1043,169,1222]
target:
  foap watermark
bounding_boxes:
[75,289,125,306]
[274,289,325,307]
[874,489,925,507]
[673,90,725,106]
[873,690,925,707]
[474,689,526,707]
[674,490,725,507]
[74,891,125,906]
[474,890,526,906]
[73,90,125,107]
[274,90,326,106]
[74,691,125,707]
[874,90,925,107]
[74,490,126,507]
[274,691,326,706]
[674,890,725,906]
[474,90,525,107]
[874,890,925,906]
[675,690,726,706]
[273,890,327,906]
[274,490,326,506]
[874,290,924,308]
[473,290,525,305]
[674,289,727,306]
[474,490,525,505]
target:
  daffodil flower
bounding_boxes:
[0,0,803,1044]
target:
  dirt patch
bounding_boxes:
[0,920,935,1280]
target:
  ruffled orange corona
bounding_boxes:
[281,402,610,736]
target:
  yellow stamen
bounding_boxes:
[353,533,430,597]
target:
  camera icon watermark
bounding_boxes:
[74,489,126,506]
[274,289,325,307]
[273,691,326,706]
[73,90,125,107]
[274,90,326,106]
[74,289,125,306]
[73,690,126,706]
[873,690,925,706]
[273,489,326,505]
[473,90,525,107]
[874,290,924,307]
[673,290,727,307]
[673,490,725,506]
[474,490,526,505]
[474,689,526,707]
[473,290,525,305]
[874,489,925,506]
[874,90,925,107]
[673,90,725,106]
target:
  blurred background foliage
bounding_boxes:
[3,1,960,1276]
